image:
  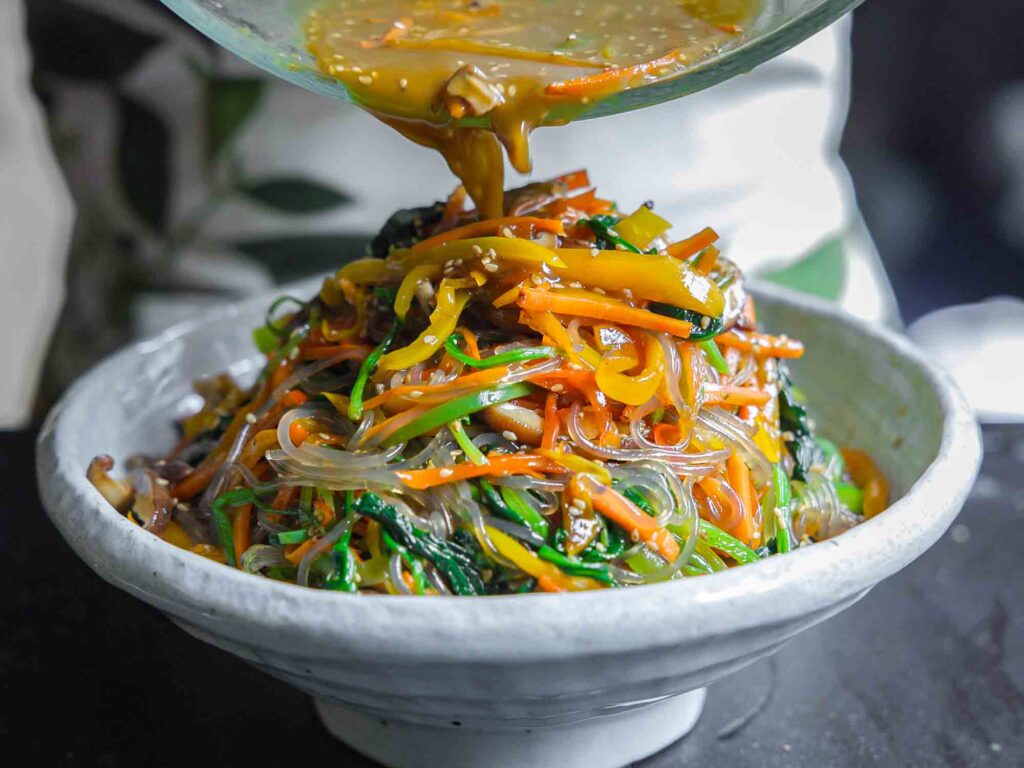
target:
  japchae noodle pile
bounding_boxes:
[89,171,888,595]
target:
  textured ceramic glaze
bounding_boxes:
[37,280,981,768]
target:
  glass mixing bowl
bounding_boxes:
[160,0,865,122]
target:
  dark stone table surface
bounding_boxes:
[3,425,1021,766]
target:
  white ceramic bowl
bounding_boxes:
[38,280,981,768]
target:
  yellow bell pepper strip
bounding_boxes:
[840,448,889,518]
[394,262,441,320]
[382,382,537,448]
[395,452,555,490]
[411,216,565,251]
[578,475,682,562]
[518,286,697,339]
[484,525,604,592]
[553,249,724,317]
[716,329,805,359]
[334,257,396,286]
[613,206,672,251]
[392,236,566,272]
[379,280,469,371]
[595,333,664,406]
[536,448,612,485]
[666,226,719,260]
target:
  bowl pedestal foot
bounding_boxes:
[315,688,706,768]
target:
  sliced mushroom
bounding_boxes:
[131,468,175,535]
[442,65,505,118]
[86,455,134,512]
[480,402,545,444]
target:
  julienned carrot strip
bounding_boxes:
[299,344,372,361]
[841,448,890,518]
[232,502,252,566]
[518,287,695,338]
[546,49,682,97]
[666,226,718,260]
[360,366,512,411]
[584,480,681,562]
[716,330,805,359]
[455,327,481,359]
[412,216,564,251]
[698,477,744,535]
[555,169,591,190]
[283,390,309,406]
[703,384,772,408]
[285,536,319,565]
[395,454,556,490]
[358,16,412,48]
[653,423,681,446]
[693,245,720,275]
[727,454,758,546]
[542,393,559,449]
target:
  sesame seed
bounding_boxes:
[409,390,423,398]
[502,430,518,441]
[530,274,544,286]
[501,227,515,238]
[358,74,373,85]
[484,263,499,272]
[375,383,386,394]
[485,248,497,259]
[453,258,464,266]
[700,315,711,329]
[439,468,454,478]
[398,77,408,90]
[176,502,190,511]
[550,383,564,392]
[156,477,169,487]
[631,530,641,542]
[245,413,258,424]
[423,335,438,345]
[507,84,518,97]
[470,244,483,256]
[590,247,600,257]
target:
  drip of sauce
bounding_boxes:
[305,0,758,217]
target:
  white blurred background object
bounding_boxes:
[909,297,1024,423]
[0,1,74,428]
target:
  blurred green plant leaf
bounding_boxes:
[231,234,369,281]
[117,94,170,233]
[26,0,161,80]
[207,78,264,166]
[762,236,845,300]
[241,178,353,214]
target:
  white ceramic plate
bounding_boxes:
[37,279,981,768]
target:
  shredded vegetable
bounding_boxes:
[89,172,887,596]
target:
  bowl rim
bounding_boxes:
[38,280,981,663]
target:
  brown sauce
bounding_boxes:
[305,0,758,217]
